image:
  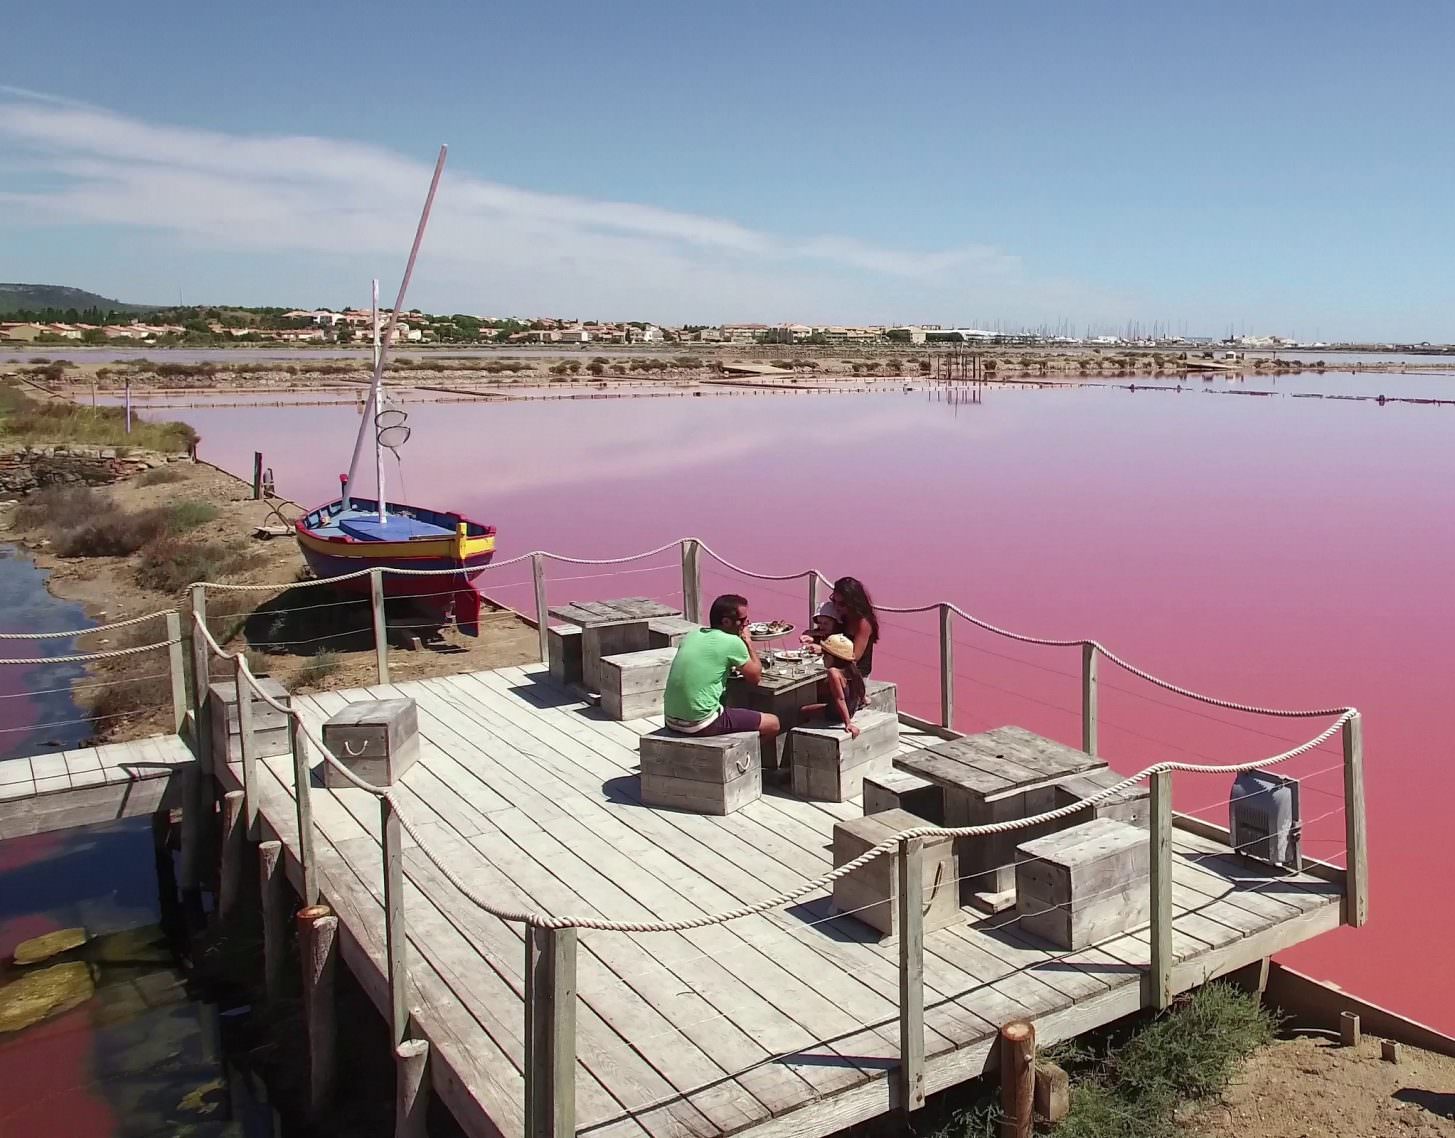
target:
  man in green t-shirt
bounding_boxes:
[663,594,780,745]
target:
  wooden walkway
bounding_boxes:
[0,734,193,840]
[215,665,1345,1138]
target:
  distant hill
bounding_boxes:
[0,284,155,314]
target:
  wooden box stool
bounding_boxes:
[647,616,700,649]
[1014,818,1149,949]
[1053,769,1151,829]
[863,768,943,823]
[547,624,583,687]
[208,677,291,764]
[599,647,676,721]
[638,729,760,815]
[790,710,898,802]
[832,808,960,937]
[321,698,420,789]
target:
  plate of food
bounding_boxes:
[748,620,795,640]
[774,649,812,663]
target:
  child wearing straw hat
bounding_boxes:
[800,633,865,739]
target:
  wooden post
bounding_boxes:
[1381,1039,1400,1064]
[233,656,259,838]
[680,540,701,624]
[298,905,338,1116]
[998,1020,1035,1138]
[178,764,201,893]
[1034,1062,1070,1124]
[259,839,287,1005]
[218,790,245,924]
[897,837,926,1114]
[532,553,550,664]
[395,1039,431,1138]
[1342,713,1369,927]
[166,611,186,734]
[1340,1010,1361,1047]
[1149,769,1173,1010]
[938,604,954,730]
[381,795,408,1047]
[1081,642,1098,756]
[291,716,319,906]
[525,924,577,1138]
[189,585,213,777]
[252,451,264,500]
[370,568,391,684]
[807,572,819,629]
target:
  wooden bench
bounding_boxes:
[832,808,960,937]
[598,646,676,721]
[863,768,943,822]
[1014,818,1149,949]
[647,616,701,648]
[790,709,898,802]
[547,624,583,687]
[638,729,761,815]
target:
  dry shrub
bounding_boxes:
[13,485,99,530]
[53,511,170,557]
[136,537,261,594]
[136,466,186,486]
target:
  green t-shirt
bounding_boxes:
[663,629,750,725]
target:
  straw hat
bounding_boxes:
[821,633,855,661]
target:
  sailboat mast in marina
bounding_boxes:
[294,145,497,634]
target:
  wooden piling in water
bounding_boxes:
[298,905,338,1115]
[395,1039,431,1138]
[258,840,287,1005]
[218,789,245,923]
[999,1020,1034,1138]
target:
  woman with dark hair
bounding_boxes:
[829,575,879,677]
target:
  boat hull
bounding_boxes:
[295,497,496,635]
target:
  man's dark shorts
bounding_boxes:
[687,707,763,736]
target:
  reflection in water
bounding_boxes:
[0,548,93,761]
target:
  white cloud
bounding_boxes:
[0,92,1128,323]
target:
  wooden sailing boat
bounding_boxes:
[295,146,497,634]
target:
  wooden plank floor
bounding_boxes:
[0,734,193,839]
[218,665,1345,1138]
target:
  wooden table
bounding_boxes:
[547,597,682,695]
[726,656,827,772]
[896,725,1107,909]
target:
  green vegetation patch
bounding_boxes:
[0,379,198,452]
[926,983,1275,1138]
[135,536,260,594]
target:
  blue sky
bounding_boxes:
[2,1,1452,338]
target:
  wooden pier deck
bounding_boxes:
[0,734,193,840]
[214,663,1346,1138]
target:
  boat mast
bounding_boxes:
[371,279,387,524]
[341,144,449,514]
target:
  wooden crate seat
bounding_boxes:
[1053,768,1150,829]
[1014,817,1150,949]
[599,646,676,721]
[321,698,420,789]
[547,624,583,687]
[832,808,961,937]
[863,768,943,822]
[208,677,291,764]
[790,710,899,802]
[638,729,761,815]
[647,616,701,649]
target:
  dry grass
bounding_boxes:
[135,536,261,595]
[0,379,198,452]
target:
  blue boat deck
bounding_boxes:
[327,510,456,542]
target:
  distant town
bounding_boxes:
[0,300,1448,354]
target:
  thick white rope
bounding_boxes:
[0,610,171,640]
[0,639,180,665]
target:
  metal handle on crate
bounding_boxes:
[345,740,366,757]
[923,862,945,913]
[735,756,751,775]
